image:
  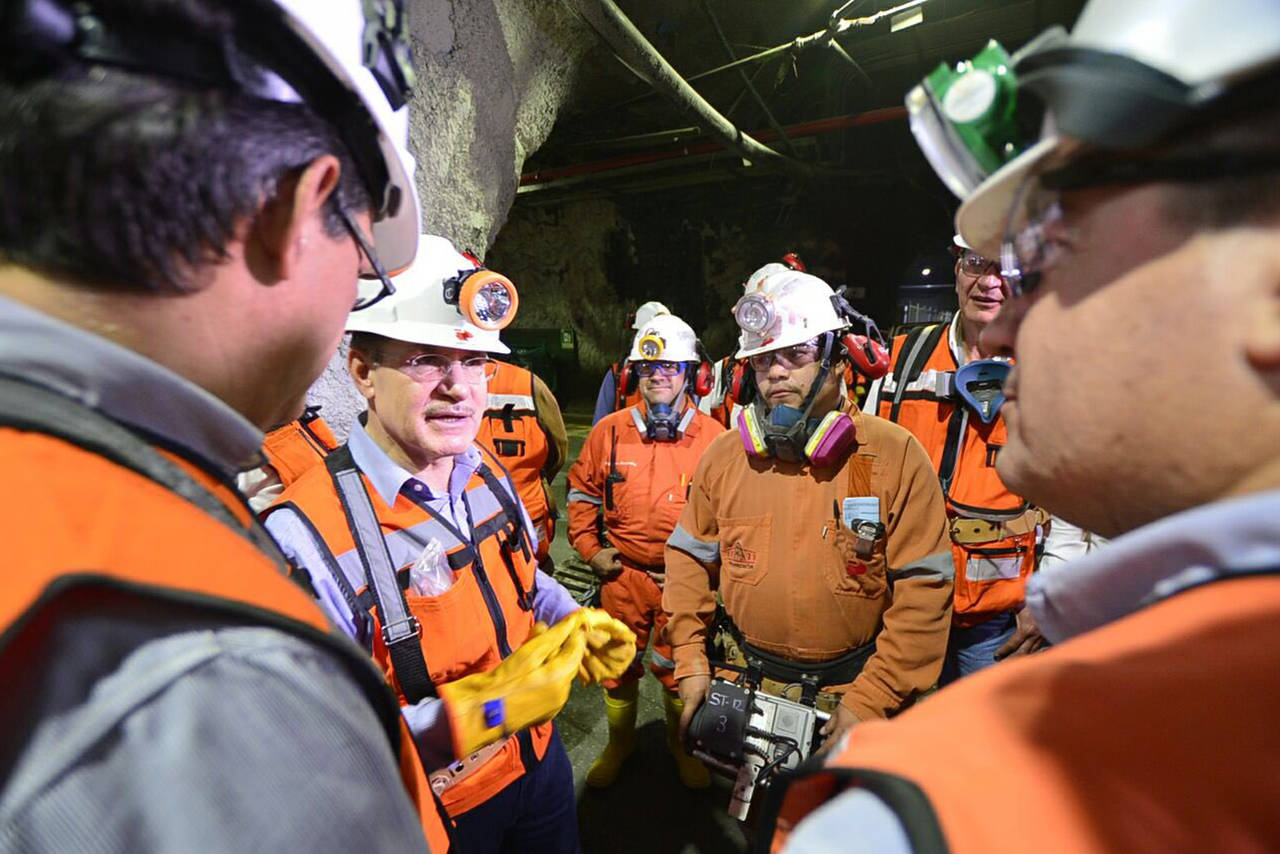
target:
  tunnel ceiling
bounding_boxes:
[519,0,1086,202]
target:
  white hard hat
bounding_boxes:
[269,1,421,273]
[20,1,421,272]
[952,234,972,251]
[632,301,671,330]
[734,270,846,359]
[954,0,1280,255]
[346,235,513,354]
[629,313,699,362]
[744,263,790,293]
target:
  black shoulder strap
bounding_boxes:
[755,760,952,854]
[887,323,947,424]
[324,445,437,703]
[0,376,284,566]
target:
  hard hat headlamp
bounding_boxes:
[905,39,1032,199]
[733,293,776,336]
[443,267,519,331]
[637,334,665,360]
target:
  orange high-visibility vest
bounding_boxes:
[878,323,1037,623]
[261,406,340,489]
[0,386,452,853]
[476,361,556,561]
[265,442,553,817]
[764,571,1280,853]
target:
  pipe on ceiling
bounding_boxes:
[567,0,811,179]
[520,106,907,190]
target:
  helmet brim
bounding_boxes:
[344,319,510,355]
[955,135,1062,259]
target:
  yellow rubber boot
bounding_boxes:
[663,692,711,789]
[585,682,639,788]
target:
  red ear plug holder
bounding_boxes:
[842,333,889,380]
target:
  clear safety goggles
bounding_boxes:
[999,148,1280,297]
[748,338,822,372]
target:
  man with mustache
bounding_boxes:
[263,235,633,854]
[664,267,954,753]
[568,312,723,789]
[862,235,1054,683]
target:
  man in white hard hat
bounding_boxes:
[767,0,1280,850]
[663,267,954,812]
[568,312,723,789]
[592,299,671,425]
[264,235,634,854]
[0,0,450,849]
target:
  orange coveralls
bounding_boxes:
[664,400,954,720]
[568,402,723,689]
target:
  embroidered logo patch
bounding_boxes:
[725,542,757,572]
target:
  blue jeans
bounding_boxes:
[938,610,1017,687]
[450,727,581,854]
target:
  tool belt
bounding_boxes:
[709,608,877,714]
[949,506,1049,545]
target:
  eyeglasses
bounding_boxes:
[748,339,821,372]
[958,250,1000,277]
[390,353,498,384]
[999,150,1280,297]
[633,361,684,378]
[337,206,398,311]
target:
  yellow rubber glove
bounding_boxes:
[438,611,589,757]
[576,607,637,686]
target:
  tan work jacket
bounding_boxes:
[663,399,954,720]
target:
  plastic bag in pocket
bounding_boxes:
[410,538,454,596]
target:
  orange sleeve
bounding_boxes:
[663,437,730,681]
[567,424,606,563]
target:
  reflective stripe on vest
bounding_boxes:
[880,327,1036,620]
[476,362,553,558]
[763,570,1280,854]
[0,377,453,851]
[272,440,553,817]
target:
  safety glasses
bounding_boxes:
[633,361,684,378]
[338,206,397,311]
[748,339,821,372]
[999,149,1280,296]
[393,353,498,384]
[958,250,1000,277]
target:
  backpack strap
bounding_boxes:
[325,444,437,703]
[887,323,947,423]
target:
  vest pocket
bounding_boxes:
[718,515,770,586]
[951,536,1035,620]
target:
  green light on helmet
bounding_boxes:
[906,39,1031,198]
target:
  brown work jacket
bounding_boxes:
[663,399,954,720]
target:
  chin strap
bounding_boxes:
[750,333,840,461]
